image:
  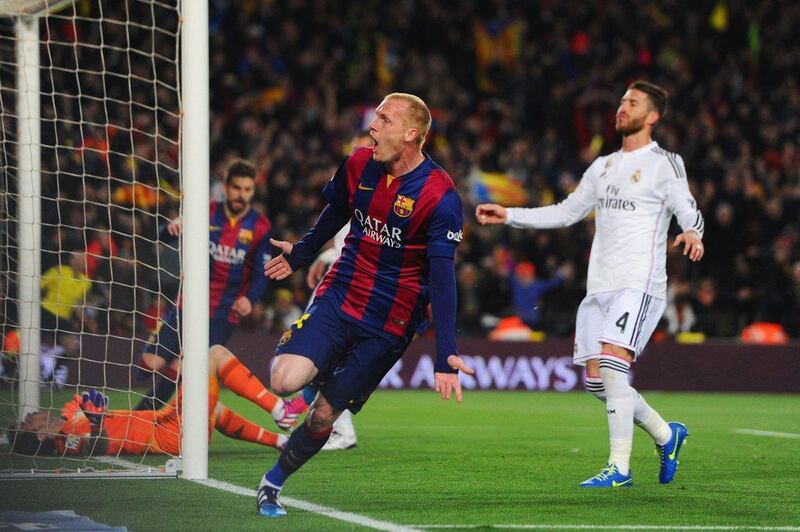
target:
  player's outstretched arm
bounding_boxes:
[434,355,475,402]
[264,238,295,280]
[475,203,508,225]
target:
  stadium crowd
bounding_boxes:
[2,0,798,348]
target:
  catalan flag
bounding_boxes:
[469,168,529,206]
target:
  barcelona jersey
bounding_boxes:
[208,202,272,324]
[315,147,463,339]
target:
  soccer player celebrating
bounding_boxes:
[136,160,305,430]
[11,345,288,457]
[256,93,474,517]
[477,81,704,488]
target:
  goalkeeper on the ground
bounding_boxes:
[9,345,288,457]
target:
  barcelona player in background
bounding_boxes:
[135,160,304,430]
[256,93,475,517]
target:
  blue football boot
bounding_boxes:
[580,463,633,488]
[257,485,287,517]
[656,421,688,484]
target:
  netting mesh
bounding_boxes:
[0,0,182,475]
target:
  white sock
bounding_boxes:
[599,355,634,476]
[609,438,633,475]
[586,376,671,446]
[633,392,671,446]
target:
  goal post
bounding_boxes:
[180,0,209,481]
[0,0,208,479]
[14,15,42,423]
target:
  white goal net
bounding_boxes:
[0,0,185,477]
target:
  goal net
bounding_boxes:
[0,0,186,477]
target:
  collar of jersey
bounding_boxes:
[382,152,434,181]
[619,140,658,157]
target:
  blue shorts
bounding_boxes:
[275,297,412,414]
[142,308,235,364]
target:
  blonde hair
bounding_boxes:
[385,92,431,146]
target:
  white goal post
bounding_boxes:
[0,0,209,479]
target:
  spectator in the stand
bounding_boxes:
[703,202,739,274]
[664,290,697,337]
[40,252,92,356]
[692,278,735,337]
[509,262,565,330]
[36,251,93,386]
[456,263,483,334]
[264,289,303,334]
[756,236,796,324]
[84,226,118,279]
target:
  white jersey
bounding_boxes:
[506,141,704,298]
[315,224,349,265]
[332,224,348,254]
[307,223,350,308]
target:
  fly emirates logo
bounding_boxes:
[209,241,246,264]
[354,208,403,248]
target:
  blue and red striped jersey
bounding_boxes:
[315,147,463,338]
[208,202,272,324]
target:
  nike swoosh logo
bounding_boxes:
[612,478,632,487]
[668,431,680,460]
[357,183,375,191]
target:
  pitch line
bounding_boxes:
[194,478,415,531]
[411,526,800,531]
[733,428,800,439]
[96,457,413,531]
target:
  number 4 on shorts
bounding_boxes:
[615,312,629,333]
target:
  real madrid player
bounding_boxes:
[256,93,474,517]
[477,81,704,488]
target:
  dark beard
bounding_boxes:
[226,200,247,215]
[616,116,645,136]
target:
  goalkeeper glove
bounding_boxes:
[80,390,109,426]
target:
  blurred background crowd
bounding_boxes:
[1,0,798,352]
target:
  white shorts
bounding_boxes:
[573,288,666,366]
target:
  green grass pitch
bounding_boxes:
[1,389,799,530]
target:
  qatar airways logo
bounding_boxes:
[354,208,403,248]
[209,241,246,264]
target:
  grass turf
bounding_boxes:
[1,389,799,530]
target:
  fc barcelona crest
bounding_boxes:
[630,169,641,183]
[393,195,415,218]
[278,329,292,346]
[238,228,253,244]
